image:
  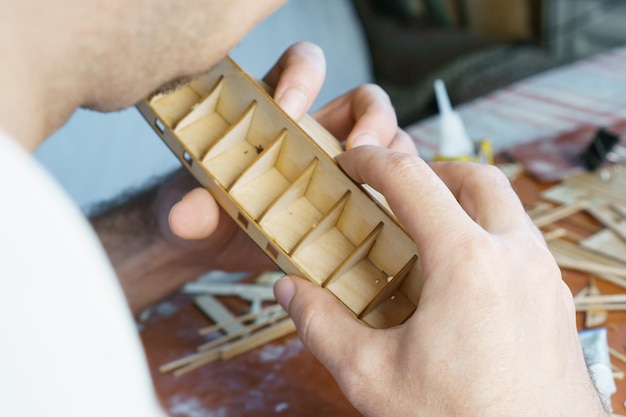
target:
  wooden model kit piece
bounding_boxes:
[136,57,423,329]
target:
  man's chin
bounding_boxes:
[150,74,197,97]
[80,70,207,113]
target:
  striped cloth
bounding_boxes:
[406,46,626,181]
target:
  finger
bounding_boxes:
[263,42,326,120]
[169,187,220,240]
[274,276,372,374]
[335,146,477,251]
[429,162,536,235]
[313,84,400,149]
[386,128,419,155]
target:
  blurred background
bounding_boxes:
[35,0,626,211]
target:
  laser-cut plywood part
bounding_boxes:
[136,57,423,329]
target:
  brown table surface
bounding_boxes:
[140,172,626,416]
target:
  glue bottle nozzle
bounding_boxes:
[434,79,474,159]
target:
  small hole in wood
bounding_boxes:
[266,243,279,260]
[154,118,165,134]
[237,213,249,229]
[182,151,193,167]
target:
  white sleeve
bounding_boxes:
[0,132,166,417]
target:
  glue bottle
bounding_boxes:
[433,79,475,161]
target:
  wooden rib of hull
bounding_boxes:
[136,57,423,328]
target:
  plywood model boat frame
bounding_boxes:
[136,57,423,329]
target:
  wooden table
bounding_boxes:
[515,173,626,414]
[140,292,361,416]
[139,171,626,416]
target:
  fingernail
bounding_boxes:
[350,132,378,148]
[276,88,308,119]
[274,276,296,311]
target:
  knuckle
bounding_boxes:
[355,83,390,103]
[336,344,382,403]
[291,297,322,346]
[471,163,509,185]
[383,151,423,178]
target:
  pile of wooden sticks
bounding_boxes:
[160,303,295,376]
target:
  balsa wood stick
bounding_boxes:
[174,318,296,376]
[575,303,626,312]
[160,348,220,373]
[610,347,626,365]
[532,199,589,228]
[160,311,289,372]
[542,227,568,241]
[221,317,296,360]
[526,201,554,218]
[198,303,283,335]
[555,257,626,280]
[197,311,289,351]
[575,294,626,312]
[584,278,607,327]
[172,350,222,377]
[550,240,626,291]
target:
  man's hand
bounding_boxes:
[274,146,608,417]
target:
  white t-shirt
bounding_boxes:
[0,130,166,416]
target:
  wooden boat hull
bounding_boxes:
[136,57,423,328]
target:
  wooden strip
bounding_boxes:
[586,203,626,242]
[532,200,589,228]
[562,164,626,207]
[575,294,626,305]
[556,257,626,280]
[221,317,296,360]
[161,311,290,374]
[580,229,626,265]
[549,239,626,289]
[194,295,243,335]
[610,347,626,365]
[575,303,626,312]
[526,201,554,218]
[175,318,296,376]
[584,278,607,327]
[172,350,222,377]
[198,303,283,335]
[542,227,568,241]
[159,348,220,373]
[197,311,288,351]
[575,294,626,312]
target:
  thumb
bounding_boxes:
[168,187,219,240]
[274,275,371,372]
